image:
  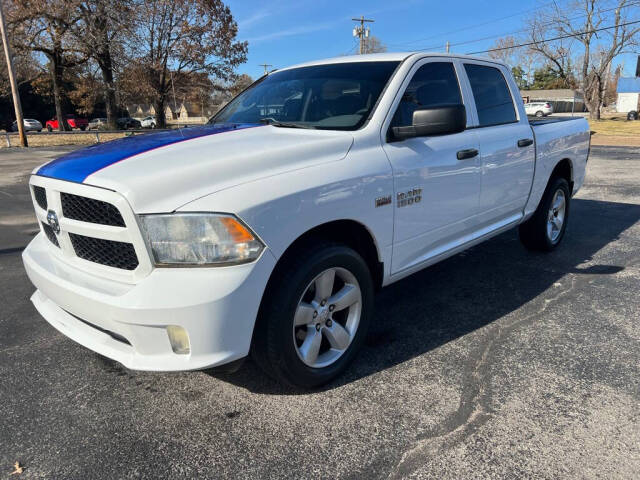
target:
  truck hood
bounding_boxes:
[36,124,354,212]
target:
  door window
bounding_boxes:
[464,64,517,127]
[391,62,462,127]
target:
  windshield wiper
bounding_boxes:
[259,117,315,129]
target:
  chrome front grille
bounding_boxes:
[29,177,151,282]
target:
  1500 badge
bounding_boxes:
[397,188,422,208]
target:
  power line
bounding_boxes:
[389,0,639,53]
[429,1,640,52]
[466,19,640,55]
[389,0,567,48]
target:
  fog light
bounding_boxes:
[167,325,190,355]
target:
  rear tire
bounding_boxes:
[535,110,544,117]
[252,243,374,388]
[519,176,571,252]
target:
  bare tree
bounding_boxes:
[488,36,537,87]
[75,0,131,128]
[364,36,387,54]
[488,36,521,67]
[228,73,253,97]
[527,0,640,119]
[127,0,247,128]
[0,44,39,99]
[8,0,87,130]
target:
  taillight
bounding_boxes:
[545,103,551,108]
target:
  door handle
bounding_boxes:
[456,148,479,160]
[517,138,534,147]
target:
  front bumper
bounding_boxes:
[23,233,276,371]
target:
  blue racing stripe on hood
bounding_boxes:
[36,123,260,183]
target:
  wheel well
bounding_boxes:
[272,220,383,290]
[551,158,574,193]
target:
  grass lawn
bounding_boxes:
[588,115,640,146]
[2,131,135,148]
[588,116,640,136]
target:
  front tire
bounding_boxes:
[46,125,52,132]
[519,176,571,251]
[252,243,374,388]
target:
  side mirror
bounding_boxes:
[392,104,466,140]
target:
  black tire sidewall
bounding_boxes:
[539,177,571,249]
[264,245,374,388]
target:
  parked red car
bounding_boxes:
[45,114,88,131]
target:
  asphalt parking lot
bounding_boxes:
[1,145,639,479]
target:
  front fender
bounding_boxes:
[177,147,394,268]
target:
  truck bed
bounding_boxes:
[528,116,587,126]
[524,115,590,219]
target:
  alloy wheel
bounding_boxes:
[546,189,566,243]
[292,267,362,368]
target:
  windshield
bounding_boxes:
[211,61,400,130]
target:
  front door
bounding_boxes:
[382,60,482,275]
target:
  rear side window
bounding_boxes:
[464,64,517,127]
[391,62,462,127]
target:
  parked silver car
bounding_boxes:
[11,118,42,132]
[524,102,553,117]
[140,116,156,128]
[88,118,108,130]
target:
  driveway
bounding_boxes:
[1,146,639,479]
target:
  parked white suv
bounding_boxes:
[524,101,553,117]
[23,53,590,387]
[140,116,156,128]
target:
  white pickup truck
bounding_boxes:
[23,53,590,387]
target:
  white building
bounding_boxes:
[616,77,640,113]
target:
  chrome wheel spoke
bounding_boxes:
[299,328,322,365]
[294,302,315,326]
[328,284,359,311]
[323,322,351,350]
[315,269,335,301]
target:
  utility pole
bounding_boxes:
[0,2,27,147]
[445,41,450,53]
[352,16,374,54]
[259,63,272,75]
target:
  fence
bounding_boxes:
[2,128,174,148]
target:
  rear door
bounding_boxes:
[462,61,535,229]
[382,59,481,275]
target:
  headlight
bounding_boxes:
[139,213,264,266]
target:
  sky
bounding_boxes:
[226,0,639,80]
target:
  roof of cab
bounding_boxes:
[276,52,505,72]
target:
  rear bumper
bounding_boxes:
[23,233,276,371]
